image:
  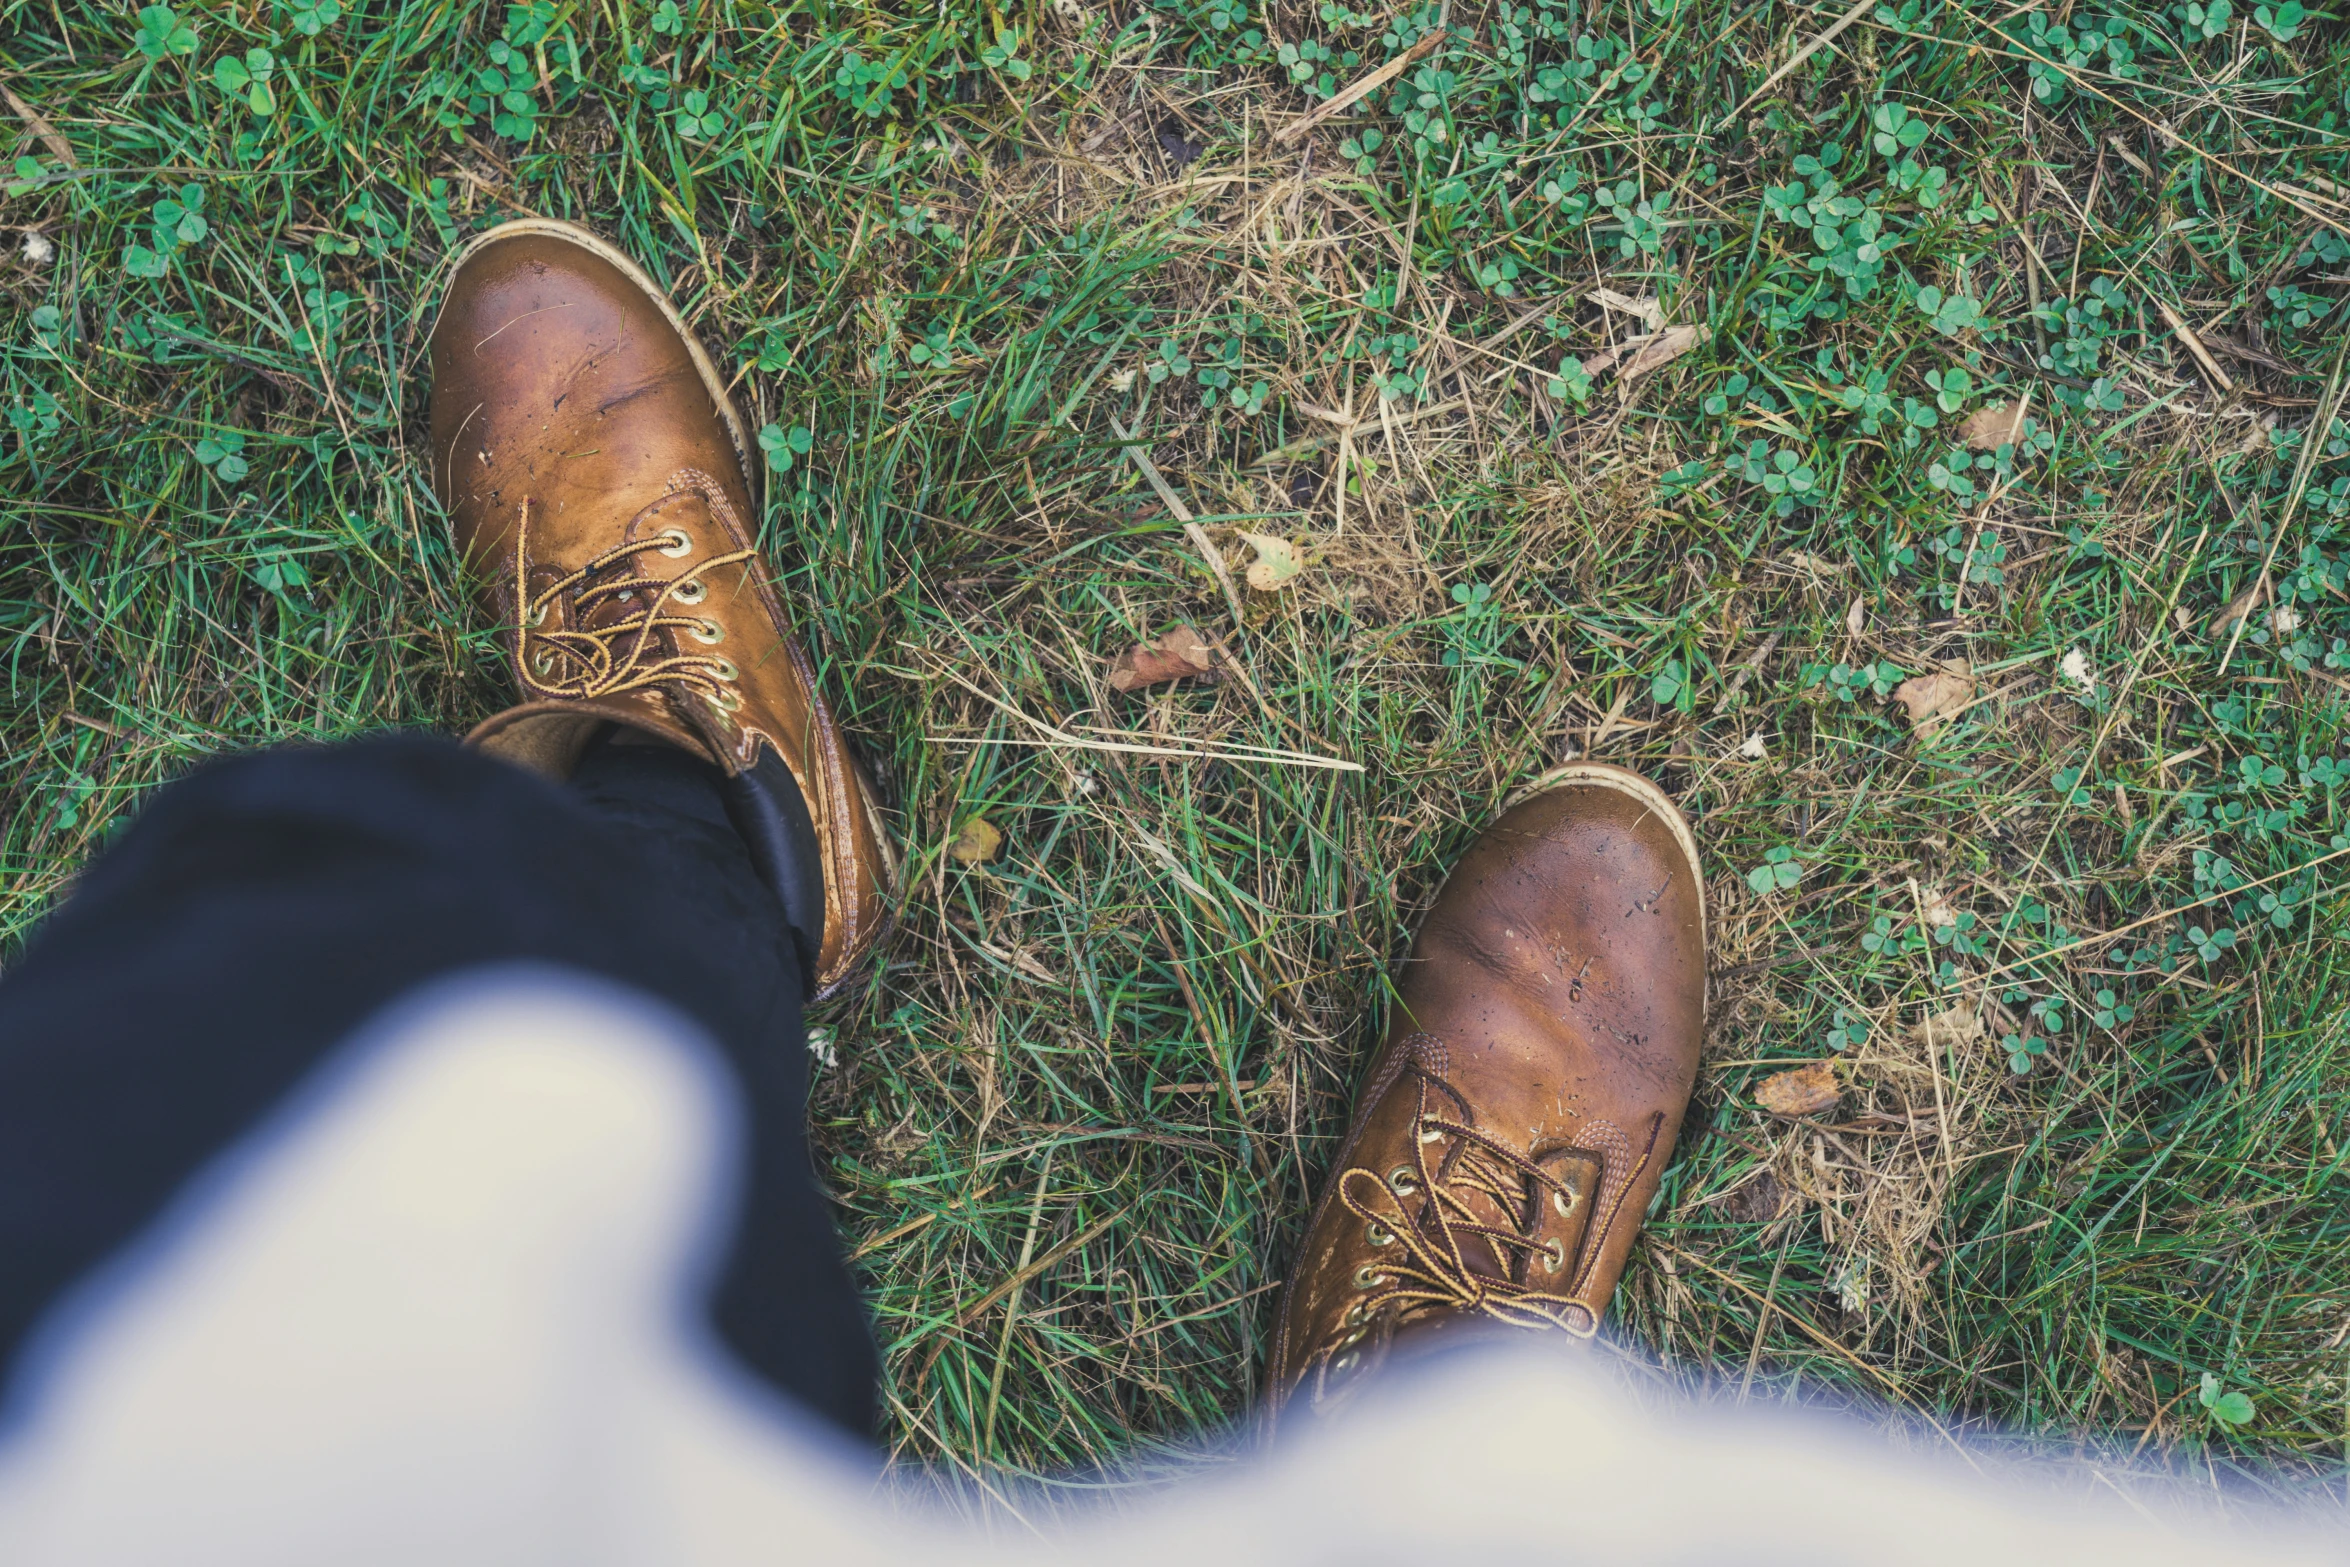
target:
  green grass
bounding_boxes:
[7,0,2350,1502]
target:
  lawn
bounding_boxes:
[5,0,2349,1502]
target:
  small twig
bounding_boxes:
[1974,841,2350,982]
[1273,28,1446,146]
[1908,879,1957,1192]
[1204,630,1329,754]
[1711,626,1785,715]
[1992,31,2350,230]
[2154,298,2235,394]
[1152,910,1260,1173]
[931,731,1363,773]
[952,1209,1124,1331]
[2218,336,2350,674]
[846,1180,1001,1260]
[1948,388,2034,618]
[1915,672,2038,730]
[1,81,76,168]
[1727,0,1881,121]
[1252,396,1463,465]
[919,656,1364,773]
[1108,413,1247,626]
[980,1151,1056,1452]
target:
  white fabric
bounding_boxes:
[0,972,2336,1566]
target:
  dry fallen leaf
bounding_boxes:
[1590,287,1664,333]
[950,817,1003,865]
[1579,341,1631,376]
[1581,321,1707,380]
[2271,604,2302,635]
[2210,578,2269,635]
[1106,624,1215,692]
[1919,885,1958,930]
[1755,1060,1841,1118]
[1620,322,1708,381]
[1959,398,2028,451]
[1237,531,1304,591]
[1891,662,1975,734]
[1909,1002,1983,1053]
[1844,595,1865,639]
[1737,731,1768,760]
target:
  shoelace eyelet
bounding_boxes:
[690,618,725,645]
[507,482,757,708]
[1329,1060,1656,1329]
[1351,1266,1388,1292]
[1387,1165,1418,1195]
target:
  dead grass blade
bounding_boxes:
[1,81,75,168]
[1727,0,1881,120]
[1273,29,1447,146]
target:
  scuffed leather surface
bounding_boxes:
[1268,766,1706,1414]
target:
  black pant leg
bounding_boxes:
[565,737,878,1432]
[0,734,877,1439]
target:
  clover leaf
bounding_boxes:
[282,0,343,35]
[133,4,198,61]
[1745,845,1802,895]
[194,429,249,484]
[214,48,277,115]
[758,422,813,473]
[2198,1372,2255,1427]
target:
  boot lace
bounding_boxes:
[1335,1044,1662,1336]
[510,494,755,706]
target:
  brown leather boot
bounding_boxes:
[427,219,895,999]
[1266,762,1706,1415]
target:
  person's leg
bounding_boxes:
[3,212,901,1451]
[0,733,878,1438]
[565,734,874,1425]
[426,217,897,1001]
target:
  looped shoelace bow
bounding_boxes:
[511,496,755,704]
[1335,1058,1661,1336]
